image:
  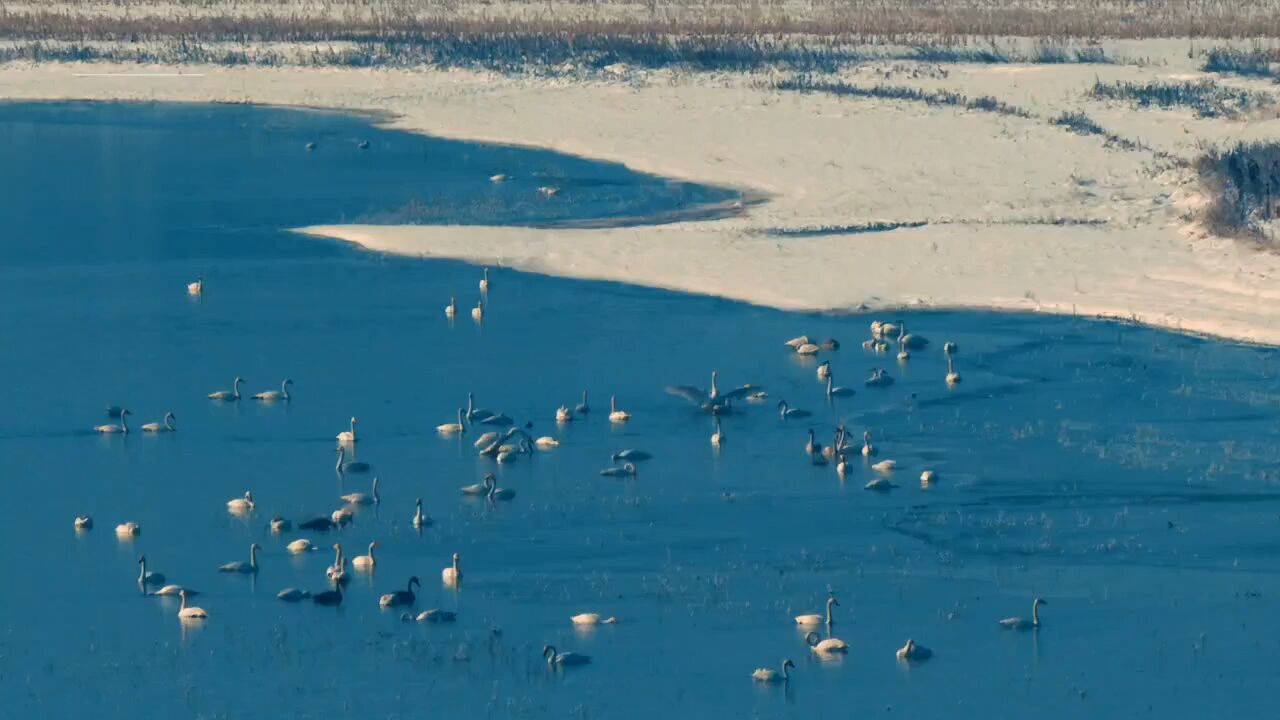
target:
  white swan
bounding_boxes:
[816,360,831,379]
[608,395,630,423]
[571,613,618,626]
[612,449,652,462]
[998,598,1046,630]
[331,507,354,525]
[270,516,291,533]
[804,428,817,456]
[575,390,590,415]
[599,462,638,478]
[777,400,811,419]
[795,342,820,355]
[326,544,346,582]
[861,431,876,457]
[141,412,176,432]
[336,416,357,445]
[752,659,794,684]
[461,473,496,496]
[150,584,196,597]
[177,590,207,620]
[352,541,377,571]
[487,479,516,501]
[710,417,724,447]
[340,476,379,505]
[226,491,255,513]
[444,296,456,318]
[253,379,293,401]
[95,409,130,434]
[137,555,165,586]
[335,446,370,474]
[74,515,93,530]
[218,543,260,574]
[479,268,490,293]
[543,645,591,666]
[795,596,838,627]
[665,370,762,411]
[871,459,897,473]
[412,498,431,528]
[535,436,560,449]
[865,368,894,387]
[920,470,937,486]
[836,454,850,479]
[472,430,500,448]
[411,609,458,623]
[277,588,311,602]
[437,408,466,435]
[896,638,932,661]
[471,299,484,321]
[115,521,140,537]
[864,477,895,491]
[897,320,929,350]
[805,630,849,655]
[556,406,573,423]
[945,343,962,384]
[287,538,314,554]
[187,276,203,296]
[465,393,496,422]
[826,374,854,398]
[442,552,462,586]
[784,335,810,349]
[208,377,243,401]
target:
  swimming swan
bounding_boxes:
[795,596,838,627]
[277,588,311,602]
[335,446,370,474]
[336,416,357,445]
[608,395,630,423]
[600,462,638,478]
[218,543,260,574]
[437,408,466,435]
[340,476,379,505]
[752,659,794,684]
[352,541,378,571]
[487,477,516,501]
[410,609,458,623]
[115,521,140,537]
[95,409,130,434]
[287,538,314,554]
[543,645,591,666]
[253,379,293,401]
[665,370,762,411]
[896,638,932,661]
[777,400,811,420]
[444,297,456,318]
[471,299,484,321]
[479,268,490,293]
[74,515,93,530]
[137,555,165,586]
[226,491,255,513]
[861,431,876,457]
[380,576,421,607]
[865,368,894,387]
[826,374,854,398]
[535,436,560,449]
[187,277,203,296]
[326,544,345,582]
[998,598,1046,631]
[177,590,207,620]
[806,630,849,655]
[461,473,496,496]
[897,320,929,350]
[571,613,618,626]
[141,412,176,432]
[412,498,431,529]
[711,417,724,447]
[945,343,962,385]
[208,377,243,401]
[575,390,590,415]
[817,360,831,379]
[442,552,462,586]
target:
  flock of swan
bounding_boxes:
[83,269,1045,685]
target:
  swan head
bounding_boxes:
[452,552,460,563]
[415,497,422,507]
[138,555,146,564]
[244,491,254,503]
[1033,597,1047,608]
[542,644,556,659]
[250,543,260,553]
[284,378,294,386]
[805,631,820,647]
[783,659,795,672]
[828,595,839,607]
[408,575,420,590]
[234,376,243,385]
[122,409,132,416]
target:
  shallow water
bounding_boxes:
[3,102,1280,719]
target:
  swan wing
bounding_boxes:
[720,384,762,400]
[664,385,708,405]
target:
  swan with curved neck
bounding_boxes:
[608,395,630,423]
[326,544,345,582]
[412,498,430,529]
[341,476,379,505]
[336,416,357,445]
[805,630,849,655]
[227,491,255,513]
[575,390,589,414]
[998,597,1046,630]
[752,659,794,684]
[379,576,421,607]
[218,543,260,574]
[141,412,176,432]
[177,589,207,620]
[352,542,378,570]
[95,409,131,434]
[826,373,854,398]
[543,645,591,666]
[442,552,462,586]
[253,379,293,401]
[795,595,838,627]
[208,377,243,401]
[137,555,165,586]
[437,408,466,435]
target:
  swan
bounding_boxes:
[253,379,293,401]
[752,659,794,684]
[411,609,458,623]
[472,430,500,449]
[490,173,507,183]
[535,436,560,449]
[312,585,343,606]
[471,299,484,321]
[141,412,176,432]
[94,409,130,434]
[710,418,724,447]
[478,428,529,457]
[115,521,140,537]
[826,374,854,398]
[479,412,513,427]
[277,588,311,602]
[795,596,838,627]
[305,141,317,150]
[575,390,590,415]
[920,470,937,486]
[804,429,817,456]
[945,343,962,384]
[864,477,895,491]
[299,516,339,532]
[358,139,370,149]
[331,507,354,526]
[612,449,651,462]
[444,297,456,318]
[871,459,897,473]
[777,400,811,419]
[208,377,243,401]
[352,542,378,571]
[335,446,370,474]
[336,416,357,445]
[326,544,346,582]
[543,645,591,666]
[74,515,93,530]
[784,335,810,349]
[943,341,959,354]
[795,342,820,355]
[998,598,1046,630]
[412,498,431,529]
[861,431,876,457]
[665,370,762,411]
[287,538,314,554]
[465,393,496,422]
[878,321,899,338]
[817,360,831,379]
[600,462,638,478]
[218,543,260,574]
[865,369,894,387]
[437,408,466,435]
[270,516,291,533]
[805,630,849,655]
[608,395,630,423]
[896,638,932,661]
[537,185,559,197]
[187,276,202,296]
[150,584,197,597]
[870,320,884,337]
[340,476,379,505]
[897,320,929,350]
[137,555,166,586]
[226,491,255,513]
[461,473,496,496]
[487,478,516,501]
[442,552,462,586]
[836,454,850,479]
[555,406,573,423]
[176,590,207,620]
[480,268,490,293]
[897,346,910,361]
[571,613,617,626]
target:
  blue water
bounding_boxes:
[2,102,1280,719]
